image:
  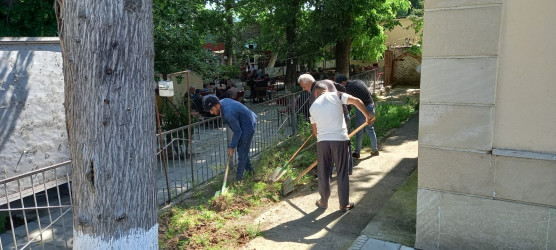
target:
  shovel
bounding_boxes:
[215,156,231,197]
[281,122,369,196]
[269,134,315,182]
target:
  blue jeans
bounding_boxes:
[236,130,255,181]
[355,103,378,153]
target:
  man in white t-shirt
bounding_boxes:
[309,81,375,212]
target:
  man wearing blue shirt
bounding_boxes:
[203,95,257,181]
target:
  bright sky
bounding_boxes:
[205,2,215,10]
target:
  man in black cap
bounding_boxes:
[203,95,258,181]
[336,75,379,158]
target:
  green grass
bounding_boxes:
[246,223,264,238]
[351,96,419,148]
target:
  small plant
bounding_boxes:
[175,75,184,85]
[172,210,196,232]
[158,95,198,132]
[246,223,264,238]
[199,208,218,221]
[231,209,248,218]
[191,232,210,247]
[252,182,268,198]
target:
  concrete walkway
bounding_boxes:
[245,113,419,250]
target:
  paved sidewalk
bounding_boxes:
[349,235,414,250]
[245,114,419,250]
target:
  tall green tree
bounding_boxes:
[153,0,216,78]
[310,0,411,76]
[236,0,311,88]
[205,0,237,66]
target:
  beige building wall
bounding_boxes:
[385,18,422,48]
[417,1,556,249]
[352,18,422,71]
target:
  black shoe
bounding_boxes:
[352,153,360,159]
[371,151,379,156]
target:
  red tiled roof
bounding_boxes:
[202,43,225,51]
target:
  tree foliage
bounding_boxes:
[0,0,58,36]
[407,0,423,55]
[1,0,224,81]
[233,0,411,78]
[153,0,217,78]
[308,0,411,74]
[2,0,418,81]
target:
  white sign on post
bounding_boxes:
[158,80,174,97]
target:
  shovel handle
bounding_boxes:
[287,134,315,163]
[294,159,319,182]
[294,122,369,183]
[349,121,370,138]
[221,156,231,193]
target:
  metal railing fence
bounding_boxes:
[351,68,385,94]
[156,90,309,205]
[0,161,73,249]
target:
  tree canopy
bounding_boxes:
[153,0,216,78]
[2,0,416,80]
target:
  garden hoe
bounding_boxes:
[281,122,369,196]
[215,156,231,198]
[269,134,315,182]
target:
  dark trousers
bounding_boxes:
[236,130,255,181]
[330,114,353,176]
[317,140,351,207]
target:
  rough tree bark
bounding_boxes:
[284,0,300,89]
[267,53,278,68]
[55,0,158,248]
[335,36,351,77]
[335,15,351,77]
[224,0,234,65]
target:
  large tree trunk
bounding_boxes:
[224,0,234,65]
[335,36,351,77]
[267,53,278,68]
[284,0,299,89]
[285,57,298,90]
[335,15,351,77]
[56,0,158,248]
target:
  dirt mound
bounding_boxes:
[159,190,272,249]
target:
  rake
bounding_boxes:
[269,134,315,182]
